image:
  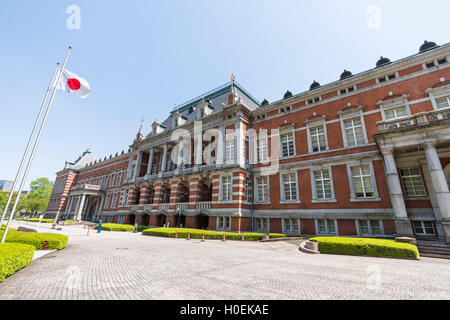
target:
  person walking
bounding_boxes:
[97,219,103,233]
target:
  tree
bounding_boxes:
[0,191,6,211]
[18,178,53,215]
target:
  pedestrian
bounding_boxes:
[97,219,103,233]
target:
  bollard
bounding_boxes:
[187,233,190,240]
[222,234,226,242]
[201,234,205,242]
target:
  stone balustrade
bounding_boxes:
[377,108,450,133]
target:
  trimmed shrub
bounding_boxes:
[0,228,68,250]
[16,218,53,224]
[136,225,148,232]
[142,227,285,241]
[0,243,35,282]
[309,237,419,259]
[95,223,135,232]
[63,220,79,224]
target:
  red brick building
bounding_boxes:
[46,41,450,243]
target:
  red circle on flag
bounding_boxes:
[67,78,81,90]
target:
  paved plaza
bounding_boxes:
[0,221,449,300]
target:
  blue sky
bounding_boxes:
[0,0,449,189]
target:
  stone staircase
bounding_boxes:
[416,240,450,259]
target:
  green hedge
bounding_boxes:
[16,218,53,223]
[0,243,35,282]
[142,227,289,241]
[95,223,135,232]
[309,237,419,259]
[63,220,79,224]
[0,228,68,250]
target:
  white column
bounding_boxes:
[161,143,168,173]
[135,151,143,178]
[146,148,154,176]
[382,147,414,236]
[76,194,86,221]
[125,155,134,182]
[424,142,450,220]
[235,121,245,167]
[178,138,184,169]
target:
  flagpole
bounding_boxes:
[1,46,72,243]
[0,62,60,227]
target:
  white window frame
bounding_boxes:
[306,118,329,153]
[315,219,338,235]
[378,95,411,121]
[279,171,300,203]
[279,130,296,158]
[310,167,336,202]
[111,193,117,208]
[338,107,368,148]
[346,161,380,201]
[413,221,435,236]
[255,218,270,233]
[257,135,269,163]
[255,175,270,203]
[225,134,235,164]
[216,216,231,231]
[427,84,450,111]
[399,168,427,198]
[220,175,233,202]
[356,219,384,236]
[282,218,300,234]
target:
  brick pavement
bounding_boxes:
[0,222,449,300]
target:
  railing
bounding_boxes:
[196,201,211,212]
[144,204,154,211]
[175,203,189,212]
[130,205,140,212]
[71,184,102,192]
[158,203,170,211]
[377,109,450,133]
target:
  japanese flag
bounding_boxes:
[55,69,91,99]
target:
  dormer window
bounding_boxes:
[307,96,322,105]
[279,106,292,114]
[426,61,435,68]
[378,73,398,84]
[438,57,448,65]
[339,85,356,95]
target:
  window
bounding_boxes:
[279,106,292,113]
[222,176,232,201]
[378,73,397,83]
[280,132,295,157]
[351,165,374,198]
[282,173,297,201]
[317,219,337,235]
[225,136,235,163]
[256,114,266,120]
[358,220,383,235]
[243,177,249,201]
[339,86,356,95]
[256,176,269,202]
[413,221,435,235]
[105,194,111,209]
[313,170,332,200]
[438,57,447,65]
[343,117,365,146]
[130,165,136,180]
[217,216,231,230]
[309,125,327,152]
[426,61,435,68]
[307,96,321,105]
[257,137,268,163]
[384,106,407,120]
[111,193,117,208]
[123,190,129,206]
[255,218,269,232]
[436,95,450,109]
[283,218,300,234]
[400,168,426,197]
[117,172,122,186]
